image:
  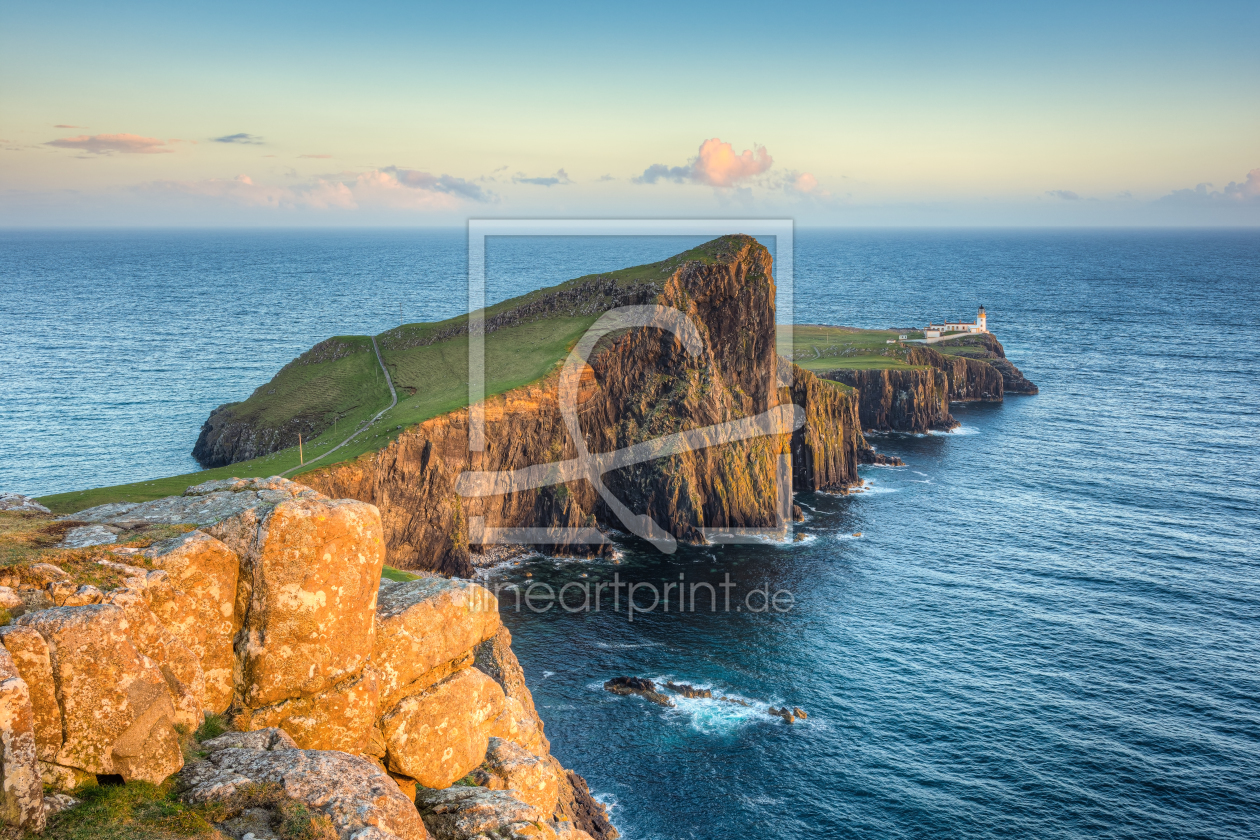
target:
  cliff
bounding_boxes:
[933,331,1039,395]
[817,337,1032,434]
[299,237,867,576]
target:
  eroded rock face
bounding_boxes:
[104,587,205,731]
[414,786,555,840]
[0,626,60,761]
[143,531,240,713]
[0,645,44,832]
[381,667,504,789]
[374,578,500,708]
[13,604,183,782]
[236,496,385,710]
[480,737,561,816]
[302,236,860,575]
[181,731,428,840]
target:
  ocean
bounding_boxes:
[2,228,1258,838]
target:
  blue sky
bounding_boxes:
[2,0,1257,225]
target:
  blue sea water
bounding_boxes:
[2,229,1259,839]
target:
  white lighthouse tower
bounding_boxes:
[977,305,987,332]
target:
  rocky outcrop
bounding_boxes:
[0,494,49,514]
[303,237,864,576]
[181,727,429,840]
[4,479,616,839]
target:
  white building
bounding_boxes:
[925,305,987,338]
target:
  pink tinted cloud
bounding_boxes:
[692,138,773,186]
[54,124,86,129]
[637,138,774,187]
[792,172,819,193]
[46,133,175,155]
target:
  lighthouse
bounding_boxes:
[977,305,987,332]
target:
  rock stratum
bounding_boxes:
[0,477,614,839]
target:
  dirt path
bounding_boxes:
[282,336,398,477]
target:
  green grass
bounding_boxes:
[31,780,219,840]
[790,324,926,372]
[380,565,423,582]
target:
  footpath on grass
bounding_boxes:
[282,336,398,477]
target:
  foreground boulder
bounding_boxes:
[373,578,500,708]
[235,496,385,709]
[477,736,561,815]
[181,728,428,840]
[142,531,240,713]
[13,604,183,783]
[381,667,505,789]
[3,478,619,838]
[0,645,43,832]
[414,786,583,840]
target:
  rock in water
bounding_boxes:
[664,682,712,699]
[603,677,675,707]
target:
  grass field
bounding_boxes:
[790,325,925,371]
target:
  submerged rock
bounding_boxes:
[664,682,712,699]
[603,677,674,707]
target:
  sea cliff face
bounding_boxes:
[823,339,1029,433]
[301,237,867,576]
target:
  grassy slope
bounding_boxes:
[38,237,742,514]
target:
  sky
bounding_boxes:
[1,0,1258,226]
